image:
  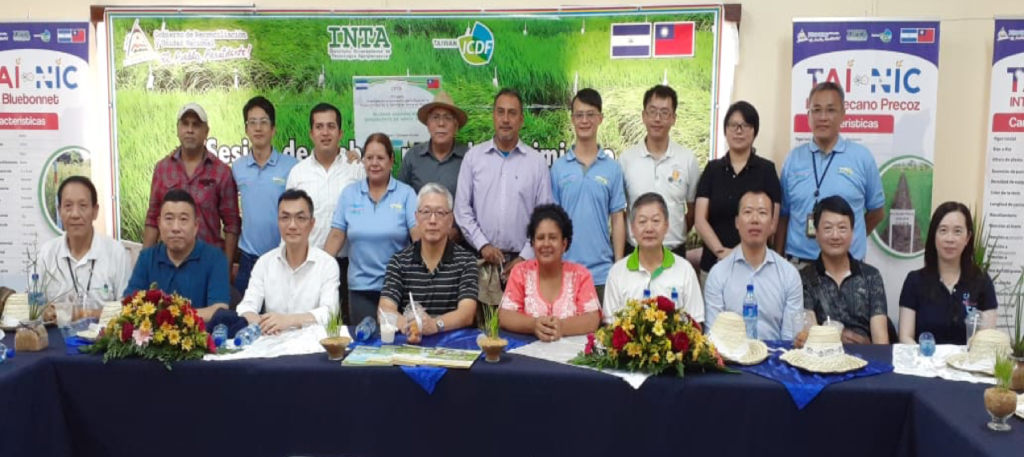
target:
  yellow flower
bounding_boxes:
[183,313,195,328]
[609,349,618,360]
[652,321,665,337]
[644,307,658,322]
[644,334,652,343]
[153,331,166,344]
[139,302,156,317]
[666,351,676,363]
[167,328,181,346]
[168,305,181,317]
[675,313,683,322]
[626,342,642,357]
[195,333,206,346]
[139,319,152,333]
[650,353,661,364]
[181,337,193,351]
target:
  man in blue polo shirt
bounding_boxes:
[551,89,626,302]
[126,188,231,322]
[776,81,885,266]
[232,96,297,293]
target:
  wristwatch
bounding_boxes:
[436,318,445,333]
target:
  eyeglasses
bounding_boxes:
[279,214,311,224]
[644,108,675,119]
[572,111,600,121]
[417,208,451,219]
[726,122,752,132]
[246,118,272,128]
[429,113,456,123]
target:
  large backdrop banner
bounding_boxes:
[106,7,726,242]
[982,19,1024,332]
[0,22,90,290]
[791,19,940,316]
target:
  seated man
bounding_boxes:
[800,196,889,344]
[705,190,802,340]
[236,189,340,335]
[603,192,703,324]
[126,188,230,322]
[379,183,478,335]
[39,176,132,305]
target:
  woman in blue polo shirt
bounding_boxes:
[324,133,419,324]
[898,202,997,345]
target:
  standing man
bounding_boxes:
[143,103,240,279]
[232,96,297,294]
[455,88,553,279]
[777,82,885,267]
[399,91,470,244]
[705,190,803,341]
[551,89,626,302]
[128,189,230,323]
[286,103,365,320]
[619,85,700,257]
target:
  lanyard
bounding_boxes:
[67,258,96,297]
[811,150,836,198]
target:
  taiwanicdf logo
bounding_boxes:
[433,22,494,66]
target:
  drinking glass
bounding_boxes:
[919,332,936,357]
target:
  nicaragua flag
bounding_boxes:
[354,79,369,90]
[610,23,651,59]
[900,28,935,44]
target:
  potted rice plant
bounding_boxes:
[983,355,1017,432]
[476,304,507,363]
[320,309,350,361]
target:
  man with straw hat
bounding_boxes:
[799,196,889,345]
[399,90,469,244]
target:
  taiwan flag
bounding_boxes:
[653,22,695,58]
[426,78,440,89]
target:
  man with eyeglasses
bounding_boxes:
[798,196,889,345]
[236,189,340,335]
[379,183,478,335]
[455,88,553,283]
[550,88,627,304]
[286,103,365,320]
[143,103,240,279]
[777,82,885,269]
[231,96,298,294]
[619,85,700,259]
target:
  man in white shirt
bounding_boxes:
[618,85,700,256]
[38,176,132,305]
[285,103,364,320]
[603,192,703,324]
[237,189,340,335]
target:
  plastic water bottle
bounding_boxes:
[0,343,6,365]
[670,288,680,310]
[643,289,651,299]
[233,323,262,347]
[212,324,228,347]
[355,316,378,342]
[742,284,758,340]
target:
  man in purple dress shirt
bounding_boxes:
[455,88,554,281]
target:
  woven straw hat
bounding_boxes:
[781,325,867,373]
[416,91,468,128]
[1,293,30,325]
[946,329,1011,375]
[708,312,768,365]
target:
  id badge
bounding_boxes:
[806,214,817,238]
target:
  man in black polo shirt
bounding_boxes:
[378,183,478,335]
[799,196,889,345]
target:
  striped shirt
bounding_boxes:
[380,241,478,316]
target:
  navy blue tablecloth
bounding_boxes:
[1,328,1021,457]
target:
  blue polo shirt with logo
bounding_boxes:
[551,147,627,285]
[780,136,885,260]
[124,240,231,308]
[232,149,298,256]
[332,178,418,291]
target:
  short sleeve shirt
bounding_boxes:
[800,256,887,338]
[332,178,418,291]
[899,269,998,345]
[779,137,885,260]
[397,141,468,197]
[499,259,601,319]
[285,152,365,253]
[619,141,700,249]
[125,240,230,309]
[233,149,298,256]
[695,151,781,272]
[146,150,240,248]
[380,241,478,316]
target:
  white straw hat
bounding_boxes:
[781,325,867,374]
[708,312,768,365]
[946,329,1011,375]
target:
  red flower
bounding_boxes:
[612,326,631,350]
[145,289,163,304]
[196,315,206,332]
[121,321,134,343]
[584,333,595,355]
[155,309,174,327]
[206,333,216,352]
[656,296,675,313]
[672,331,690,353]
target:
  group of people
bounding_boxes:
[34,80,997,347]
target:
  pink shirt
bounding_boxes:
[500,259,601,319]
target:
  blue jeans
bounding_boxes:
[234,250,260,295]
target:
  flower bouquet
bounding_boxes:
[83,287,215,369]
[571,296,726,377]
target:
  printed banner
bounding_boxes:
[0,22,90,290]
[981,19,1024,332]
[792,20,940,316]
[106,8,724,242]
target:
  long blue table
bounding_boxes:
[0,328,1021,457]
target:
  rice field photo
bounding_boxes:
[872,156,933,258]
[39,147,92,233]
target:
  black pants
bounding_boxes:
[336,257,350,323]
